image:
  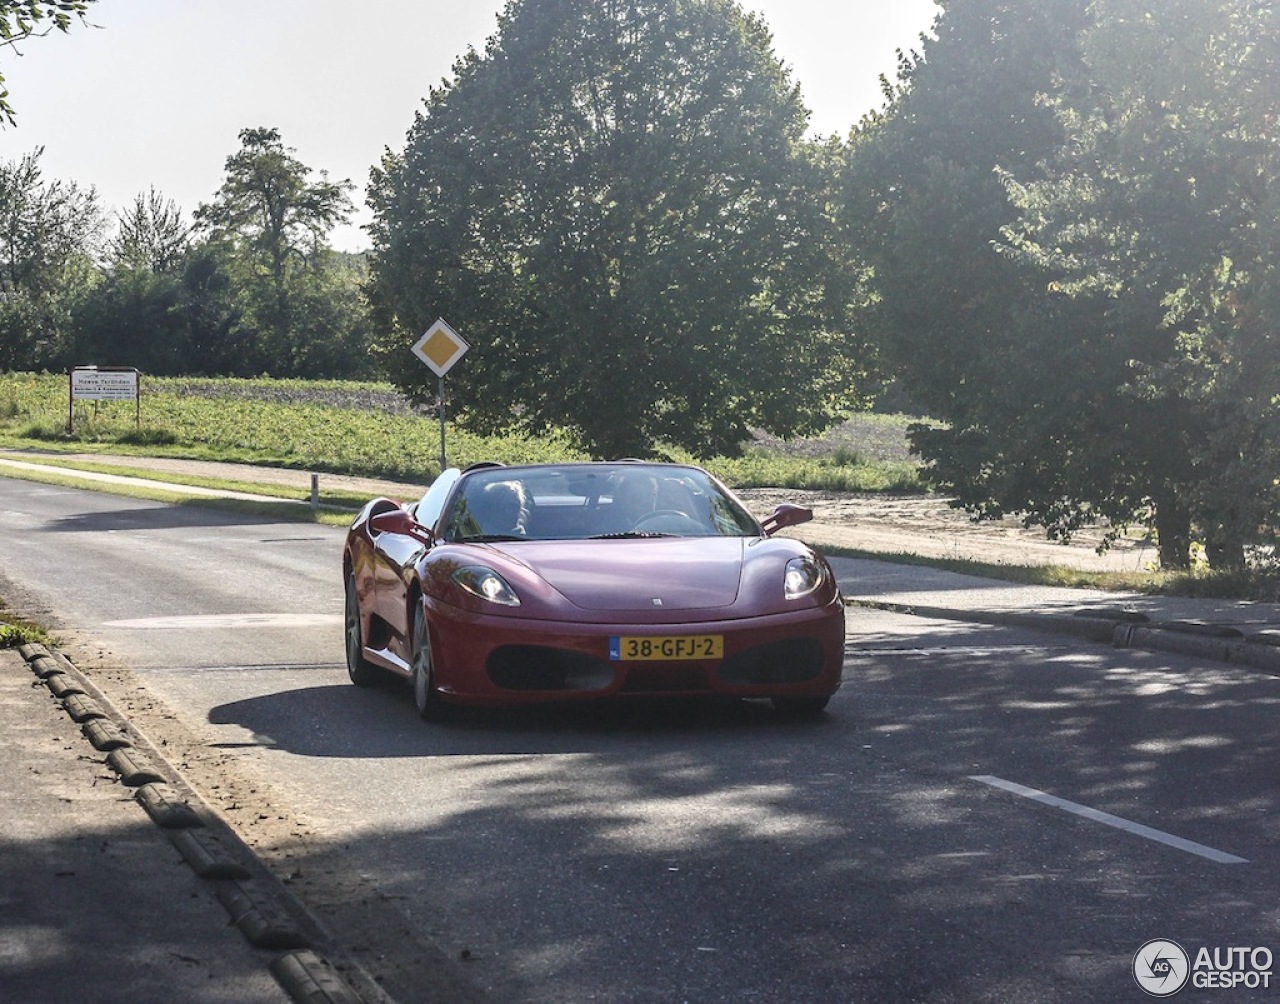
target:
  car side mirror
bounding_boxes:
[761,504,813,536]
[370,508,433,543]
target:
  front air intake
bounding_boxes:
[716,639,824,685]
[487,646,615,692]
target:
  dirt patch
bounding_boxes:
[749,414,919,464]
[735,487,1159,573]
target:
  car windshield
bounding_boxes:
[439,464,762,542]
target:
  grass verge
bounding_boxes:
[0,372,923,493]
[0,460,359,527]
[0,601,51,649]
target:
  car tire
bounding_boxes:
[345,573,379,687]
[771,695,830,717]
[411,602,444,720]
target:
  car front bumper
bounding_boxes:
[425,597,846,706]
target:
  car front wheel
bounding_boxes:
[411,602,445,720]
[345,573,379,687]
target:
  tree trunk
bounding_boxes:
[1154,495,1192,571]
[1206,531,1247,572]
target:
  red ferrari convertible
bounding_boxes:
[343,461,845,718]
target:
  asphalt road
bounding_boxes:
[3,476,1279,1002]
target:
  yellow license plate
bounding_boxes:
[609,635,724,661]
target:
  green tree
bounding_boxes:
[839,3,1165,548]
[0,147,103,369]
[73,190,193,373]
[195,127,363,377]
[841,0,1235,569]
[0,0,95,126]
[72,267,190,373]
[998,0,1280,568]
[367,0,868,459]
[282,251,373,378]
[109,188,190,274]
[174,244,258,376]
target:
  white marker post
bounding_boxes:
[410,319,469,472]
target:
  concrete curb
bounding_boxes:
[171,828,254,880]
[856,600,1280,676]
[82,718,132,750]
[12,642,390,1004]
[217,881,310,949]
[271,951,365,1004]
[853,600,1119,644]
[135,781,204,829]
[1116,623,1280,674]
[106,746,166,787]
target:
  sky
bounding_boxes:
[1,0,940,252]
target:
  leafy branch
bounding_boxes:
[1,0,97,126]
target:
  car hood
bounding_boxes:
[493,537,748,612]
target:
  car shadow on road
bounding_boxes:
[187,633,1280,1004]
[207,677,833,759]
[42,500,300,532]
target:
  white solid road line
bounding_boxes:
[970,774,1248,865]
[0,457,298,502]
[103,614,341,629]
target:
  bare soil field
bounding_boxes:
[744,414,1159,571]
[735,487,1158,573]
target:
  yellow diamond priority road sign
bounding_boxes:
[411,318,469,377]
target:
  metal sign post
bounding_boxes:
[410,319,469,472]
[437,375,447,473]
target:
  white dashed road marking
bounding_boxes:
[970,774,1248,865]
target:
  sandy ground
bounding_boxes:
[735,487,1160,573]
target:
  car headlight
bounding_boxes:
[784,555,824,599]
[452,565,521,606]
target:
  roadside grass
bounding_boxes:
[0,372,923,492]
[0,373,579,480]
[4,372,1277,600]
[0,600,50,649]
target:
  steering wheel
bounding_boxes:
[631,510,704,534]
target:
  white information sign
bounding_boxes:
[71,367,139,401]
